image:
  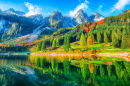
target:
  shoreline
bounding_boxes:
[0,52,129,61]
[96,52,130,61]
[31,52,130,60]
[31,52,94,56]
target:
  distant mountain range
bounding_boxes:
[0,8,104,42]
[0,8,104,25]
[0,8,25,16]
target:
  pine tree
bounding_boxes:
[97,32,101,43]
[121,29,128,49]
[128,32,130,48]
[35,44,39,52]
[52,40,56,49]
[112,31,119,48]
[41,41,46,51]
[56,38,59,47]
[91,34,94,42]
[66,37,70,49]
[64,37,67,46]
[63,36,70,50]
[104,32,109,43]
[80,33,86,46]
[87,36,93,45]
[37,42,42,51]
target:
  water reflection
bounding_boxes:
[0,55,130,86]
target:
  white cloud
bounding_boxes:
[69,0,89,17]
[24,2,42,17]
[99,5,103,12]
[111,0,130,12]
[85,0,89,3]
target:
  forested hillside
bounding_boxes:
[32,9,130,52]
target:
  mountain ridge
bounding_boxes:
[0,8,105,42]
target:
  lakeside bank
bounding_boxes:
[31,52,130,60]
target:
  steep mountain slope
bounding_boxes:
[49,11,63,25]
[88,12,104,22]
[74,9,89,24]
[2,8,25,16]
[63,16,77,27]
[41,11,78,29]
[0,14,39,41]
[0,8,106,43]
[0,19,12,33]
[27,14,44,24]
[73,9,104,23]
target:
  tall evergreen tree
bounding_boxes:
[91,34,95,42]
[37,42,42,51]
[112,31,119,48]
[104,32,109,43]
[66,37,70,49]
[80,33,86,46]
[64,36,70,50]
[52,39,56,49]
[41,41,46,51]
[35,44,39,52]
[56,38,59,47]
[64,37,67,46]
[97,32,101,43]
[121,29,128,49]
[128,32,130,48]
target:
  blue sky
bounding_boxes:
[0,0,130,17]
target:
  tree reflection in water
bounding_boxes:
[0,55,130,86]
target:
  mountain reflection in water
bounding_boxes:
[0,55,130,86]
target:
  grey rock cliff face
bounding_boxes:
[2,8,25,16]
[49,11,63,25]
[62,16,77,27]
[88,12,104,22]
[74,9,89,24]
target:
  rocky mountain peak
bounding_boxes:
[74,9,88,24]
[3,8,25,16]
[74,9,88,18]
[88,12,104,22]
[49,11,63,25]
[92,12,98,15]
[77,9,84,13]
[8,8,15,12]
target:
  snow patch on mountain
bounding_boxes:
[49,11,63,25]
[2,8,25,16]
[16,26,53,42]
[63,16,77,27]
[0,19,12,32]
[32,26,43,35]
[94,16,104,21]
[32,26,52,35]
[74,9,88,24]
[0,19,6,31]
[88,12,104,22]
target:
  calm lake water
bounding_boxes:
[0,55,130,86]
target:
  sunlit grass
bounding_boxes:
[70,41,113,49]
[102,49,130,53]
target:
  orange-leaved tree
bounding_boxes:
[87,36,93,45]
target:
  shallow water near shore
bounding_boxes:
[0,55,130,86]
